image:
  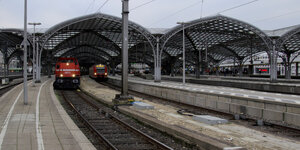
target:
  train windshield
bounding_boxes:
[96,68,105,73]
[59,59,74,63]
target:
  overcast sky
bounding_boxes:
[0,0,300,30]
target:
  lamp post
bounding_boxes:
[28,22,41,85]
[177,22,188,85]
[23,0,28,104]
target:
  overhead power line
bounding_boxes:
[130,0,156,11]
[85,0,96,14]
[254,10,300,23]
[150,0,203,26]
[96,0,110,13]
[218,0,259,14]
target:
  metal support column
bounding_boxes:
[296,62,299,77]
[182,25,186,84]
[32,26,36,85]
[36,37,41,83]
[23,0,28,105]
[270,40,277,82]
[113,0,133,105]
[154,37,161,82]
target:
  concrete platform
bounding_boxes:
[107,75,300,129]
[80,76,300,150]
[0,76,95,150]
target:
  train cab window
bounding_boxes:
[60,59,74,63]
[97,68,105,73]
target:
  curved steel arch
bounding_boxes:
[277,25,300,49]
[60,45,112,60]
[0,28,32,60]
[41,13,156,53]
[63,51,108,64]
[160,15,273,57]
[53,30,121,55]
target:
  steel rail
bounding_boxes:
[61,91,118,150]
[63,90,173,150]
[75,91,173,150]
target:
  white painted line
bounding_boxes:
[0,89,23,150]
[258,96,264,99]
[275,93,282,96]
[209,90,214,93]
[219,92,224,94]
[36,80,49,150]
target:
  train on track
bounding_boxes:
[89,64,108,81]
[53,57,80,89]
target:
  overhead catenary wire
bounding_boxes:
[253,10,300,23]
[217,0,259,14]
[150,0,203,26]
[85,0,96,14]
[130,0,157,11]
[96,0,110,13]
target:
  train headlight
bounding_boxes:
[72,79,79,83]
[94,73,97,75]
[60,74,63,77]
[67,63,69,66]
[72,74,76,77]
[104,72,108,76]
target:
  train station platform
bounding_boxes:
[80,76,300,150]
[0,77,95,150]
[107,75,300,129]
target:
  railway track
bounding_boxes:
[0,77,32,96]
[61,90,173,150]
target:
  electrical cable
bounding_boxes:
[218,0,259,14]
[150,0,203,26]
[254,10,300,23]
[130,0,156,11]
[85,0,96,14]
[96,0,110,13]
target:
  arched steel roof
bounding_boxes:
[0,29,24,60]
[160,15,273,66]
[0,28,34,65]
[41,13,156,65]
[277,25,300,53]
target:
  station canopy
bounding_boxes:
[160,15,273,67]
[42,13,156,66]
[0,29,27,63]
[275,25,300,56]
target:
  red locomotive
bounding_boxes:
[53,57,80,89]
[89,64,108,81]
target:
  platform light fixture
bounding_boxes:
[28,22,41,85]
[177,21,190,85]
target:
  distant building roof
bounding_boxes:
[264,24,300,37]
[147,28,171,35]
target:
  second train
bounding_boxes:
[89,64,108,81]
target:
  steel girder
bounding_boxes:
[41,13,157,67]
[0,29,33,66]
[160,15,273,68]
[277,26,300,53]
[53,30,121,57]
